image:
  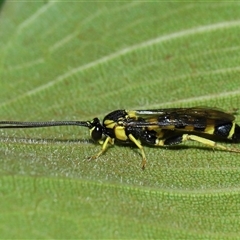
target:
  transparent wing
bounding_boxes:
[125,107,235,128]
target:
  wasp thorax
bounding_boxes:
[89,118,103,141]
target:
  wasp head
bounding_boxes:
[88,118,103,142]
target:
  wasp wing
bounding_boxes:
[125,107,235,129]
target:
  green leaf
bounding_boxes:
[0,0,5,11]
[1,2,240,239]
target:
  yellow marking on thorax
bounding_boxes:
[114,126,128,141]
[126,110,138,119]
[155,139,165,146]
[104,119,116,129]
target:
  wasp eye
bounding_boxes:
[91,126,103,141]
[89,118,103,141]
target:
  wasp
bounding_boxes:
[0,107,240,169]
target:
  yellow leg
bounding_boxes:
[182,134,240,153]
[89,136,113,161]
[128,134,147,170]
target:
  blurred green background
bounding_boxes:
[0,1,240,238]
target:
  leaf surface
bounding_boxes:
[0,2,240,238]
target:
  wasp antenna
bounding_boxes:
[0,120,90,129]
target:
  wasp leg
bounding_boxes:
[88,136,114,161]
[128,134,147,170]
[182,134,240,153]
[157,134,240,153]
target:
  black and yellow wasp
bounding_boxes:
[1,107,240,169]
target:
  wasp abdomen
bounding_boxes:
[232,124,240,142]
[214,123,233,138]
